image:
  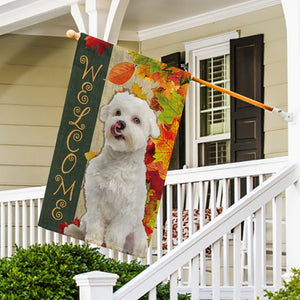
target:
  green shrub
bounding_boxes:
[0,243,190,300]
[264,268,300,299]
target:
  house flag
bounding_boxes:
[38,33,191,257]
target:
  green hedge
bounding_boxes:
[0,243,190,300]
[264,268,300,299]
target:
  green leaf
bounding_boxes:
[156,91,184,124]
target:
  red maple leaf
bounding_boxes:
[145,139,155,165]
[58,222,68,234]
[72,217,80,227]
[85,36,112,56]
[168,70,184,85]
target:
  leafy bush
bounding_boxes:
[264,268,300,299]
[0,243,190,300]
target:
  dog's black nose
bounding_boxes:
[118,120,126,130]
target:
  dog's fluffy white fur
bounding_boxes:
[64,91,160,257]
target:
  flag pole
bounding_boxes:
[191,76,293,122]
[66,29,293,122]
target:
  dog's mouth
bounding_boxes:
[110,121,125,140]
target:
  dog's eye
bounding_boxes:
[133,117,140,124]
[115,110,121,116]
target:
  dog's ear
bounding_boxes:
[148,111,160,139]
[99,104,110,122]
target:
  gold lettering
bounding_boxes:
[61,153,77,174]
[66,129,83,153]
[53,175,76,201]
[80,55,103,82]
[77,82,93,105]
[51,199,67,221]
[69,107,90,130]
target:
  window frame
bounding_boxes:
[185,31,239,167]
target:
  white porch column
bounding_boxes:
[81,0,129,44]
[74,271,119,300]
[281,0,300,270]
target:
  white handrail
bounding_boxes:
[0,186,45,202]
[114,162,297,300]
[165,156,288,184]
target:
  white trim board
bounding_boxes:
[137,0,281,41]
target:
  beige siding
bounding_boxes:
[0,34,139,190]
[0,34,76,190]
[140,4,288,159]
[0,6,287,190]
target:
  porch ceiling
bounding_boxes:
[0,0,281,41]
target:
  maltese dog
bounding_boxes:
[65,91,160,257]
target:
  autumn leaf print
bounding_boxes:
[156,91,184,124]
[131,82,147,100]
[85,36,112,56]
[106,62,135,85]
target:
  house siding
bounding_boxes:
[0,35,76,190]
[0,34,139,190]
[140,4,288,161]
[0,5,286,190]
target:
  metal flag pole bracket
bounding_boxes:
[271,107,293,122]
[191,76,293,123]
[66,30,293,123]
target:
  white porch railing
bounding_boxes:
[113,160,296,300]
[0,156,294,299]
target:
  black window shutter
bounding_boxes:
[230,34,264,162]
[161,52,185,169]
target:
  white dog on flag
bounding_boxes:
[64,91,160,257]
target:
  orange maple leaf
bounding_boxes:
[146,160,168,180]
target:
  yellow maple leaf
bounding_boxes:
[84,151,99,162]
[131,82,147,100]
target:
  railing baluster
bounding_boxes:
[62,233,68,244]
[170,270,178,300]
[273,194,283,290]
[22,200,27,248]
[37,198,43,244]
[30,199,35,245]
[222,179,229,286]
[233,224,242,300]
[191,255,199,300]
[7,201,12,257]
[53,232,59,243]
[167,184,173,252]
[177,183,183,285]
[148,287,156,300]
[1,201,5,258]
[212,241,221,300]
[199,181,206,286]
[119,251,124,263]
[15,200,20,248]
[187,182,193,233]
[46,229,51,244]
[210,180,216,219]
[254,208,263,299]
[246,176,254,285]
[259,175,267,286]
[156,195,163,259]
[261,203,267,286]
[147,239,152,265]
[187,182,193,285]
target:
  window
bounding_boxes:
[198,54,231,166]
[185,31,239,167]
